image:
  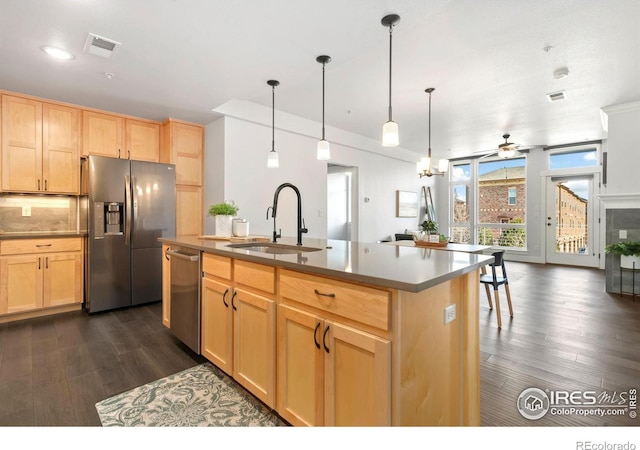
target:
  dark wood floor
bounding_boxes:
[0,261,638,426]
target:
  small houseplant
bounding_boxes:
[208,200,239,236]
[605,241,640,269]
[420,219,441,243]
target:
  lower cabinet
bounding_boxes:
[277,304,391,426]
[200,254,276,408]
[0,238,83,316]
[162,244,171,327]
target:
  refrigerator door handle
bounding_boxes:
[125,175,132,246]
[132,176,139,246]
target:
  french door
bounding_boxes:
[545,174,600,267]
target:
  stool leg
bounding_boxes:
[484,284,493,309]
[505,284,513,317]
[493,288,502,329]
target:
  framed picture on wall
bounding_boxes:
[396,190,418,218]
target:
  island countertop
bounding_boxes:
[159,235,493,293]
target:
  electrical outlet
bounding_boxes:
[619,230,627,239]
[444,304,456,324]
[22,205,31,217]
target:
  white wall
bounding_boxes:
[204,100,433,243]
[601,101,640,196]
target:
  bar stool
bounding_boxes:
[480,250,513,329]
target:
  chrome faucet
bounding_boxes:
[269,183,308,245]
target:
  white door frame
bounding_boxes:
[544,172,600,267]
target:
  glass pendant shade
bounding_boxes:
[382,120,399,147]
[317,139,330,160]
[267,150,279,168]
[438,158,449,172]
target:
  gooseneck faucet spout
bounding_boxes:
[270,182,308,245]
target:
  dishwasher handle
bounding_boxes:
[166,249,200,262]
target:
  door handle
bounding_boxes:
[313,321,321,349]
[222,288,229,307]
[231,291,237,311]
[124,175,132,246]
[322,325,330,353]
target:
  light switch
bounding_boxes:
[22,205,31,217]
[619,230,627,239]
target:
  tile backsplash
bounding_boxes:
[605,208,640,296]
[0,194,79,233]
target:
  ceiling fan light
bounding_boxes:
[382,120,399,147]
[438,159,449,173]
[317,139,330,160]
[498,148,515,159]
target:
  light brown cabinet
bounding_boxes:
[1,95,80,194]
[82,111,159,161]
[201,254,276,408]
[160,119,204,236]
[277,271,391,426]
[0,238,83,316]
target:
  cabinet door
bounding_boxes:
[171,121,203,185]
[162,245,171,327]
[82,110,124,158]
[42,103,80,194]
[1,95,42,192]
[324,320,391,426]
[277,304,324,426]
[126,119,159,162]
[0,255,43,314]
[233,288,276,408]
[176,185,202,236]
[201,277,233,375]
[42,252,83,308]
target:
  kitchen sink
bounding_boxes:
[225,242,323,255]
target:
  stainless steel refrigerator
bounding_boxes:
[83,155,176,313]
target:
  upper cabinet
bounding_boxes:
[82,111,159,161]
[160,119,203,185]
[1,95,80,194]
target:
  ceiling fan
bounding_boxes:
[475,133,523,160]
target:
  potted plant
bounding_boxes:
[605,241,640,269]
[208,200,239,236]
[420,219,440,243]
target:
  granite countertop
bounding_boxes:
[159,236,494,293]
[0,231,88,240]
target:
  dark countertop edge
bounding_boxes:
[0,232,88,240]
[159,237,493,293]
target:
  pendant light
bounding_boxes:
[417,88,449,177]
[381,14,400,147]
[267,80,280,168]
[316,55,331,160]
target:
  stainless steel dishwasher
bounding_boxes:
[167,247,201,353]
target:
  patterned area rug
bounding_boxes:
[95,362,287,426]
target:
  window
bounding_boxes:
[549,148,598,170]
[508,187,516,205]
[451,163,471,243]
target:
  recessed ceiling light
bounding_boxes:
[42,45,74,60]
[553,67,569,79]
[546,90,567,102]
[104,72,115,79]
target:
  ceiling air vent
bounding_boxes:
[546,90,567,102]
[83,33,121,59]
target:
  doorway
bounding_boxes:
[327,164,358,241]
[545,174,600,267]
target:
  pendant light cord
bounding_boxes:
[388,26,393,122]
[322,62,326,140]
[271,85,275,152]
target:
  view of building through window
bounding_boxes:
[554,180,588,253]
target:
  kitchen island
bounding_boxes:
[159,235,493,426]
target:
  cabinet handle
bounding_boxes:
[38,257,41,270]
[231,291,237,311]
[128,149,131,159]
[44,179,48,191]
[45,257,49,269]
[313,321,321,349]
[36,244,52,248]
[222,288,229,307]
[322,325,330,353]
[165,249,170,261]
[38,179,41,190]
[118,148,121,158]
[314,289,336,298]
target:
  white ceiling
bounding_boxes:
[2,0,639,160]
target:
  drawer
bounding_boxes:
[0,237,82,255]
[202,253,231,280]
[280,269,390,331]
[234,260,275,294]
